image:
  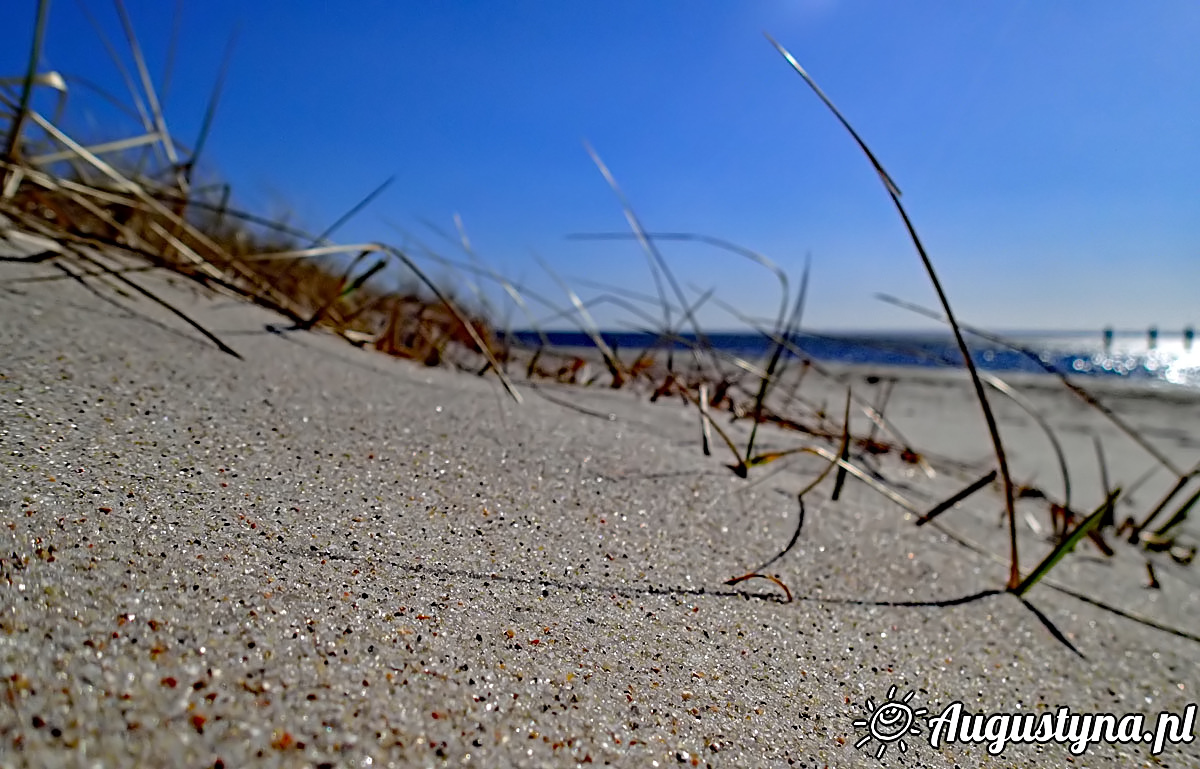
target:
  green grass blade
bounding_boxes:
[1012,489,1120,597]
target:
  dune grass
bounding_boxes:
[2,1,1197,644]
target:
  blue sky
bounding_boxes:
[7,1,1198,332]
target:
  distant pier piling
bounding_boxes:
[1102,324,1193,356]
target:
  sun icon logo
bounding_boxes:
[852,685,928,760]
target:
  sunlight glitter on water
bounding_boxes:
[1068,341,1200,388]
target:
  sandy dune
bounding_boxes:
[2,243,1198,767]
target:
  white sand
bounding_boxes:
[2,241,1198,768]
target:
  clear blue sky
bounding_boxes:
[7,1,1198,332]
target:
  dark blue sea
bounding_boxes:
[504,329,1200,389]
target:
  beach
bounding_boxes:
[2,239,1199,767]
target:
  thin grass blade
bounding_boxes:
[769,33,1020,588]
[1012,489,1120,597]
[1,0,51,190]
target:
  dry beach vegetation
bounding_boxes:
[2,3,1199,767]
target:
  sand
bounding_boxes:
[2,234,1198,768]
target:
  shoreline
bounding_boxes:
[500,328,1200,392]
[510,339,1200,398]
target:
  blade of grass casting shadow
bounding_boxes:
[768,32,1019,588]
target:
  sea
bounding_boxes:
[504,329,1200,390]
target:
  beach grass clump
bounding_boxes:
[0,1,512,388]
